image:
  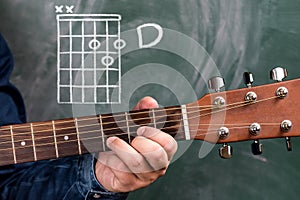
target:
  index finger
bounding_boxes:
[132,96,158,110]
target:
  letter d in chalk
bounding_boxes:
[137,23,163,48]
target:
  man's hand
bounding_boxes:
[95,97,178,192]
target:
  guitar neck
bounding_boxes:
[0,105,188,166]
[2,77,300,166]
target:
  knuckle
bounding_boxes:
[155,148,168,163]
[149,142,163,153]
[147,148,169,170]
[129,155,145,169]
[164,139,178,155]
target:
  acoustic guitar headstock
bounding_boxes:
[187,67,300,159]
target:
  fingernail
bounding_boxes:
[140,97,158,109]
[106,136,117,148]
[137,126,146,136]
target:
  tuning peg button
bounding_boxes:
[208,76,225,92]
[243,72,254,88]
[281,120,292,132]
[270,67,288,82]
[251,140,263,155]
[249,123,261,135]
[219,143,233,159]
[285,137,292,151]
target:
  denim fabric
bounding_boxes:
[0,34,128,200]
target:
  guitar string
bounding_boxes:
[0,94,279,138]
[0,95,280,147]
[0,109,181,134]
[0,121,283,154]
[0,106,187,130]
[0,120,281,148]
[0,111,183,139]
[0,93,258,132]
[0,123,283,152]
[0,95,285,151]
[0,95,281,142]
[0,95,281,148]
[0,95,279,146]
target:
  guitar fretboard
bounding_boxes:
[0,106,186,166]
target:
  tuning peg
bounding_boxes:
[285,137,292,151]
[208,76,225,92]
[243,72,254,88]
[270,67,288,82]
[251,140,263,155]
[219,143,233,159]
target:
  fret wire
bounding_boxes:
[152,109,157,128]
[125,112,131,143]
[75,118,82,155]
[30,123,37,161]
[10,126,17,164]
[52,120,59,158]
[98,115,106,151]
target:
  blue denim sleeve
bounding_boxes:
[0,153,128,200]
[0,34,128,200]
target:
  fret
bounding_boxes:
[32,122,57,160]
[125,112,131,143]
[12,124,35,163]
[54,119,80,157]
[181,105,191,140]
[128,109,153,128]
[102,113,129,143]
[30,123,37,161]
[52,120,59,158]
[151,108,167,130]
[10,126,17,164]
[76,116,104,153]
[0,127,15,166]
[155,106,185,140]
[74,118,82,155]
[126,109,154,140]
[98,115,106,152]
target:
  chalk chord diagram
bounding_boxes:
[56,14,125,104]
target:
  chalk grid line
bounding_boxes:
[56,14,123,104]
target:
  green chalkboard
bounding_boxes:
[1,0,300,199]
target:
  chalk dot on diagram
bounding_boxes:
[101,55,114,66]
[89,39,101,50]
[113,39,126,50]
